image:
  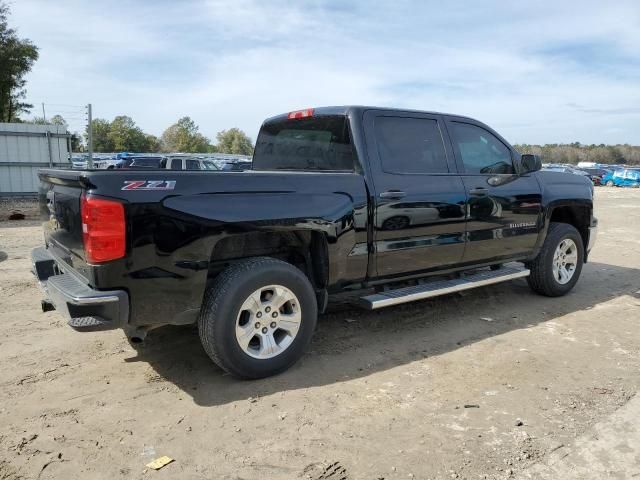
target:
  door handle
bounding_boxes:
[469,187,489,196]
[379,190,406,199]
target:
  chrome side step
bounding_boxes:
[359,266,530,310]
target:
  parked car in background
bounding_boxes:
[164,157,220,170]
[541,165,591,178]
[577,161,598,169]
[94,157,120,169]
[70,155,88,169]
[576,167,613,186]
[114,156,166,169]
[221,160,252,171]
[602,168,640,187]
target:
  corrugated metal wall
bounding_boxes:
[0,123,70,195]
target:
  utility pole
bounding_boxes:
[87,103,93,169]
[41,103,46,122]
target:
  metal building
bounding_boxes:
[0,123,71,196]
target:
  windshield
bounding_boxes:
[253,115,355,171]
[202,160,219,170]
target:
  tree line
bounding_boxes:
[515,143,640,166]
[28,114,254,155]
[87,115,253,155]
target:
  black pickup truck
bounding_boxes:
[32,106,597,378]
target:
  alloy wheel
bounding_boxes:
[235,285,302,359]
[552,238,578,285]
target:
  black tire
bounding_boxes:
[605,180,614,187]
[198,257,317,379]
[526,222,584,297]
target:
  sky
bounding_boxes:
[10,0,640,145]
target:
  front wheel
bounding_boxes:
[605,180,614,187]
[526,222,584,297]
[198,257,317,379]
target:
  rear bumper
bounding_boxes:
[31,247,129,331]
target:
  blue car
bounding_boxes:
[602,168,640,187]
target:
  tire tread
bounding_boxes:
[198,256,315,379]
[527,222,584,297]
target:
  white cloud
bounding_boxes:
[11,0,640,144]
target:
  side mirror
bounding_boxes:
[520,154,541,174]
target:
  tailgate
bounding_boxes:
[38,169,88,268]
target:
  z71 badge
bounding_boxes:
[121,180,176,191]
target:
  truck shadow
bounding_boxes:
[128,261,640,407]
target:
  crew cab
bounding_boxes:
[32,106,597,379]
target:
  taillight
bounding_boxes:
[287,108,314,119]
[81,195,126,263]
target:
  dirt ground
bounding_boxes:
[0,188,639,480]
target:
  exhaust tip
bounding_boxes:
[41,300,55,312]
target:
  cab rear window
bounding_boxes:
[253,115,355,171]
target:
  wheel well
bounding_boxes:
[549,206,590,251]
[207,231,329,289]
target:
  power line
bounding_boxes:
[41,103,86,108]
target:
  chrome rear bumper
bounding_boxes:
[31,247,129,331]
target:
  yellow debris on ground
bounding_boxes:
[145,456,174,470]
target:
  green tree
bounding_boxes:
[27,114,67,127]
[0,2,39,122]
[49,114,67,127]
[87,116,160,152]
[70,132,82,152]
[144,134,162,152]
[107,115,149,151]
[28,116,49,125]
[89,118,114,152]
[161,116,211,153]
[215,128,253,155]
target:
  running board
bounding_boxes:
[359,266,530,310]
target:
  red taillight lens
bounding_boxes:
[81,195,125,263]
[287,108,314,119]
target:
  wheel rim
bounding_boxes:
[382,216,409,230]
[235,285,302,360]
[552,238,578,285]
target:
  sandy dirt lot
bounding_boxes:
[1,188,639,480]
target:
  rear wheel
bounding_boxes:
[527,222,584,297]
[381,215,410,231]
[198,257,317,379]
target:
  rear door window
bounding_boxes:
[186,159,200,170]
[374,116,449,174]
[253,115,354,171]
[170,159,183,170]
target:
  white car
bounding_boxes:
[164,157,220,170]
